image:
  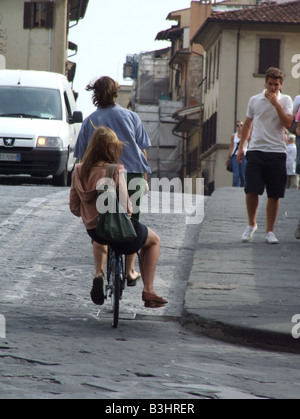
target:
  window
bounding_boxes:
[24,2,54,29]
[201,112,217,154]
[34,2,47,28]
[64,92,72,120]
[0,87,62,120]
[258,38,281,74]
[216,39,220,80]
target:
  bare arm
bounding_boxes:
[69,171,81,217]
[265,91,293,129]
[142,149,148,182]
[236,117,253,163]
[225,134,235,166]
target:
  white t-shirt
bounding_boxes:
[246,90,293,153]
[286,143,297,175]
[293,95,300,113]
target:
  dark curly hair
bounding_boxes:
[265,67,284,84]
[86,76,120,108]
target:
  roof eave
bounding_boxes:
[192,18,300,45]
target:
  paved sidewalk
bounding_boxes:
[183,187,300,353]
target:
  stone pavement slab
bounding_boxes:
[183,188,300,353]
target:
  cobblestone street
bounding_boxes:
[0,182,300,399]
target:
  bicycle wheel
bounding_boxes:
[111,252,121,328]
[112,273,120,328]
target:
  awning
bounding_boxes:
[173,105,201,135]
[174,117,200,134]
[169,49,190,66]
[69,0,89,22]
[156,26,184,41]
[66,61,77,82]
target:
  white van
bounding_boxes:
[0,70,83,186]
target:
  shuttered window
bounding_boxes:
[23,2,54,29]
[259,39,280,74]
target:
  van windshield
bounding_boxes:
[0,87,63,120]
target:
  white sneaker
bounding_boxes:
[265,232,279,244]
[242,224,258,242]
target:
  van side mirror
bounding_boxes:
[70,111,83,124]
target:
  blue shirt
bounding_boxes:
[74,104,151,173]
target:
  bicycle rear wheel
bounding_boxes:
[107,248,124,328]
[112,272,120,328]
[112,252,123,328]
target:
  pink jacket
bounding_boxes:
[69,163,131,230]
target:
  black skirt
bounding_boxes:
[87,218,148,255]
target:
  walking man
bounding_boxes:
[237,67,293,244]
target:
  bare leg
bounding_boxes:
[139,228,160,295]
[266,198,280,233]
[126,253,140,280]
[246,193,259,227]
[93,242,107,278]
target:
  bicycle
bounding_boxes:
[105,245,126,328]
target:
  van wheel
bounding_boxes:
[53,168,68,187]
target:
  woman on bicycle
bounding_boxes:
[74,76,150,286]
[69,126,168,308]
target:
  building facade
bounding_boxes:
[154,0,258,193]
[192,0,300,192]
[0,0,88,82]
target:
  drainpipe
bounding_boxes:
[172,127,186,181]
[48,28,52,71]
[234,26,241,129]
[48,0,55,71]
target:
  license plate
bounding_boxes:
[0,153,21,162]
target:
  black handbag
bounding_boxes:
[227,156,234,172]
[227,143,239,172]
[96,165,137,243]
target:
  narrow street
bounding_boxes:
[0,178,300,399]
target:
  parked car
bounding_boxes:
[0,69,83,186]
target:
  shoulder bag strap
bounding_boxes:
[106,164,117,180]
[233,143,240,155]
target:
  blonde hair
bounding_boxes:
[81,126,123,181]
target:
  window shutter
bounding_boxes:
[259,39,280,74]
[45,2,54,28]
[23,2,34,29]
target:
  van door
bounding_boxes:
[63,86,82,181]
